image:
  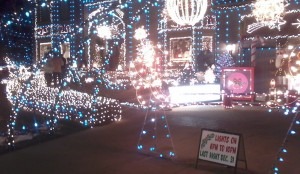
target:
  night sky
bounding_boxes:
[0,0,25,16]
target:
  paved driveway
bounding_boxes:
[0,105,297,174]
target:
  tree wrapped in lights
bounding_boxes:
[130,27,175,159]
[129,27,163,106]
[215,52,235,81]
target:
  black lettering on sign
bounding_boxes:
[209,152,220,160]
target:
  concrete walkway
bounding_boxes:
[0,105,298,174]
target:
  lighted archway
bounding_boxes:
[86,6,126,72]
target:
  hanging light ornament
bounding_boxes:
[252,0,287,29]
[97,25,112,39]
[166,0,208,26]
[134,26,148,41]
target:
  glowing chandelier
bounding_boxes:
[252,0,287,29]
[166,0,208,26]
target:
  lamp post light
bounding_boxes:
[96,25,112,71]
[226,44,235,55]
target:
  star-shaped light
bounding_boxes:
[292,19,300,28]
[252,0,287,30]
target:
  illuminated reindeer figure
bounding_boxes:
[2,57,122,149]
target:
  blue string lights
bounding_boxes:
[270,104,300,174]
[137,108,175,159]
[0,2,34,64]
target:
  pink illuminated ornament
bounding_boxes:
[227,72,249,94]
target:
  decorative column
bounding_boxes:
[50,0,61,58]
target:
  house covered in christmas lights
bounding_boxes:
[1,0,300,93]
[1,0,300,149]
